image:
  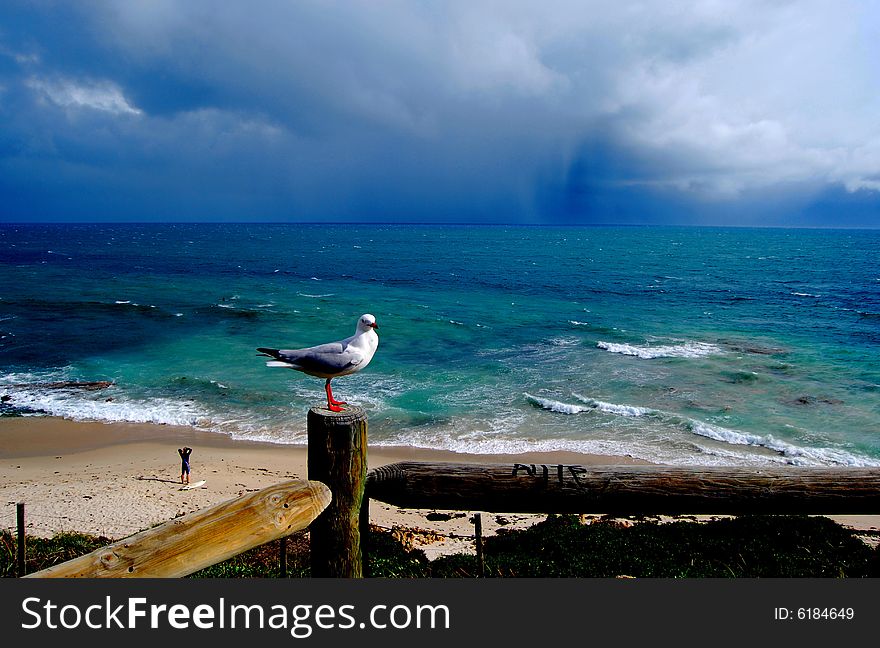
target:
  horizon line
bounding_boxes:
[0,221,878,231]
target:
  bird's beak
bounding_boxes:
[370,322,379,329]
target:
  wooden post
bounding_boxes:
[359,496,371,577]
[17,502,26,578]
[308,405,368,578]
[279,536,288,578]
[474,513,485,578]
[26,479,330,578]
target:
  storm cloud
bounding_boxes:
[1,0,878,224]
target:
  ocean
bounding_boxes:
[1,223,878,467]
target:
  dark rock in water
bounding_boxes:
[767,363,795,376]
[789,395,844,406]
[721,340,787,355]
[1,395,10,402]
[745,346,785,355]
[720,370,762,384]
[3,380,114,392]
[734,345,786,355]
[39,381,113,391]
[0,400,43,416]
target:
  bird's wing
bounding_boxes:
[274,342,363,375]
[278,342,345,357]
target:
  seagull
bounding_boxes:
[257,314,379,412]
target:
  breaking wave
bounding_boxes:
[0,382,211,427]
[596,340,723,359]
[525,392,880,467]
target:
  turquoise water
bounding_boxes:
[1,224,878,466]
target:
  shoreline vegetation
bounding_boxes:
[1,416,879,577]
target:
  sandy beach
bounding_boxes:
[0,416,654,559]
[3,416,878,562]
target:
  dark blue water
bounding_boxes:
[1,224,878,466]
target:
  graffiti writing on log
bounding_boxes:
[512,464,589,489]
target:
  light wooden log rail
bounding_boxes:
[366,462,880,515]
[26,479,331,578]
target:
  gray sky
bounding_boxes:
[1,0,879,225]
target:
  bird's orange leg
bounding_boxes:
[325,379,347,411]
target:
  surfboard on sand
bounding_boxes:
[180,480,206,491]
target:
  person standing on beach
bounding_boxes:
[178,446,192,484]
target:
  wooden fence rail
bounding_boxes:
[25,479,331,578]
[366,462,880,515]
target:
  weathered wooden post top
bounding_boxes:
[307,405,368,578]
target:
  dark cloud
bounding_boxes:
[1,0,879,225]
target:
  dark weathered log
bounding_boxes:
[474,513,484,578]
[26,479,331,578]
[308,405,368,577]
[279,536,288,578]
[366,462,880,515]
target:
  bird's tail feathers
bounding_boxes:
[258,347,295,368]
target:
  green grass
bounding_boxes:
[1,529,111,577]
[3,515,879,578]
[430,515,880,578]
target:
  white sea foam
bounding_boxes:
[543,337,577,349]
[374,422,776,467]
[1,369,73,387]
[0,384,211,427]
[529,391,880,468]
[379,436,641,461]
[5,366,876,469]
[296,293,335,298]
[686,420,880,467]
[596,340,722,359]
[571,394,653,417]
[524,393,590,414]
[791,292,820,297]
[525,393,617,417]
[377,417,646,461]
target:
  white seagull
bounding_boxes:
[257,314,379,412]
